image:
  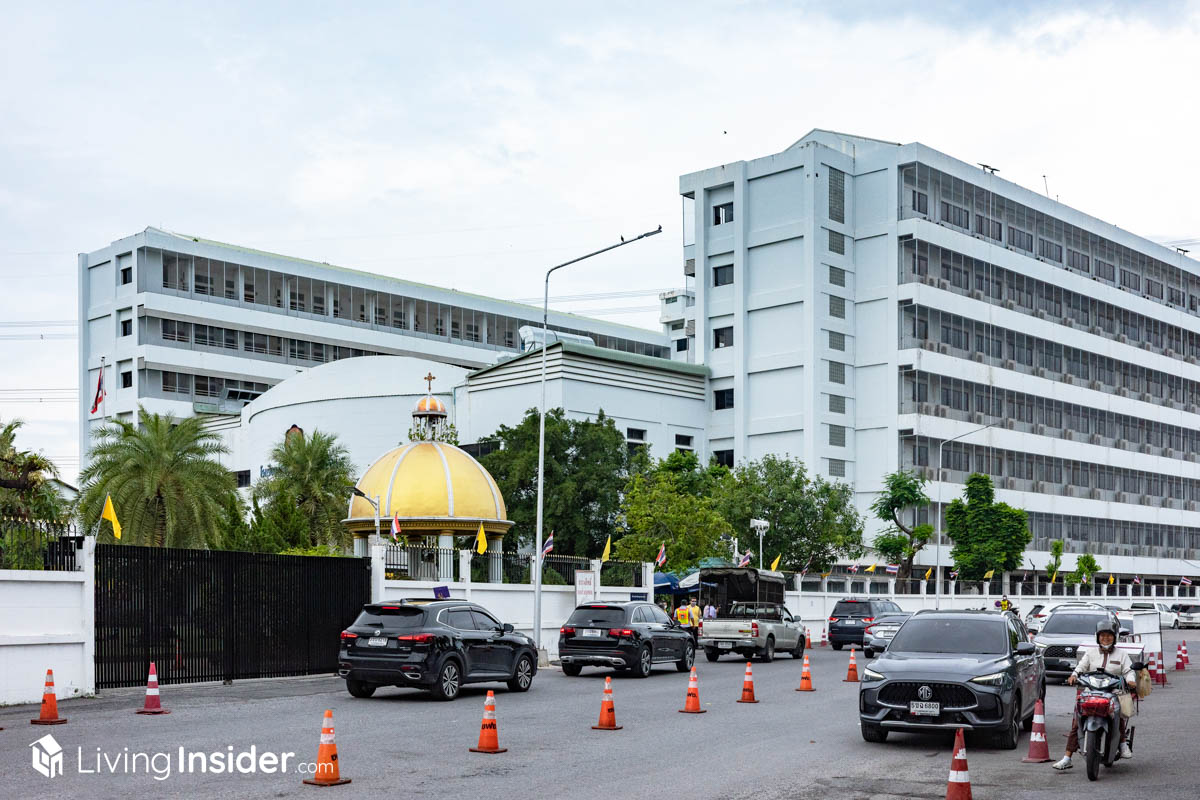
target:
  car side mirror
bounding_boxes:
[1016,642,1036,655]
[502,623,514,633]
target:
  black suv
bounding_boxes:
[828,597,902,650]
[859,610,1045,749]
[338,599,537,701]
[558,601,695,677]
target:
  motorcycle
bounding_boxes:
[1075,662,1143,781]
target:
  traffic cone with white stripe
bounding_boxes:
[1147,651,1159,684]
[470,690,507,753]
[1183,640,1190,666]
[843,645,859,682]
[795,653,816,692]
[945,728,972,800]
[1177,644,1186,671]
[820,627,828,647]
[805,629,812,649]
[136,661,169,715]
[1021,698,1051,763]
[679,666,706,713]
[592,676,622,730]
[301,709,350,786]
[30,669,67,725]
[737,662,758,703]
[1157,651,1168,685]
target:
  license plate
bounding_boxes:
[718,641,733,649]
[367,637,388,647]
[582,628,603,638]
[846,620,859,625]
[909,701,940,715]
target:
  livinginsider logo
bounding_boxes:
[30,734,64,778]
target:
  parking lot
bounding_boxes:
[2,631,1196,799]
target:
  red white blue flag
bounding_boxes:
[738,551,752,567]
[1133,575,1141,585]
[541,532,554,560]
[1181,576,1193,586]
[390,513,401,544]
[655,543,666,567]
[90,367,105,414]
[848,564,859,573]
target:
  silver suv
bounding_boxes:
[1033,606,1118,680]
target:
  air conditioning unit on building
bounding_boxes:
[1189,501,1199,512]
[1091,325,1104,335]
[1188,404,1199,414]
[684,258,696,276]
[1004,419,1015,429]
[938,279,950,291]
[1090,433,1102,444]
[1065,374,1075,385]
[1161,496,1174,508]
[1035,309,1046,319]
[1140,494,1153,506]
[970,290,984,300]
[919,402,933,415]
[1187,355,1198,365]
[1034,424,1046,435]
[1166,348,1176,358]
[1034,481,1046,493]
[1004,300,1016,310]
[938,343,950,355]
[1005,477,1017,489]
[972,412,985,424]
[1064,429,1074,440]
[1035,367,1047,378]
[973,352,984,362]
[1064,318,1075,328]
[1089,380,1102,390]
[1003,359,1016,370]
[922,467,936,481]
[1090,488,1102,500]
[1166,448,1176,458]
[1140,443,1152,454]
[1115,438,1127,448]
[1115,492,1128,504]
[1117,334,1128,344]
[1117,387,1130,397]
[936,406,948,417]
[1140,393,1154,403]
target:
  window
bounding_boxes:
[1008,227,1033,251]
[829,394,846,413]
[675,338,688,352]
[161,371,189,394]
[912,252,928,276]
[120,319,132,337]
[713,449,734,468]
[714,388,734,410]
[713,202,734,225]
[1038,239,1063,263]
[828,168,845,223]
[940,201,969,229]
[1067,249,1090,272]
[194,375,222,398]
[828,265,846,287]
[828,459,846,477]
[626,427,646,442]
[1120,269,1141,292]
[675,434,694,451]
[975,215,1002,241]
[829,425,846,447]
[120,266,133,285]
[235,470,251,489]
[828,230,846,255]
[162,319,189,342]
[828,361,846,384]
[829,331,846,351]
[120,371,132,389]
[1145,279,1163,299]
[664,296,678,304]
[829,295,846,319]
[713,264,733,286]
[670,321,684,331]
[713,326,734,349]
[1096,260,1116,281]
[912,190,928,215]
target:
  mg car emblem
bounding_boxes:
[917,685,933,701]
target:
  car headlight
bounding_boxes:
[861,667,885,682]
[969,671,1007,686]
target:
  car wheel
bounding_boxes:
[561,663,582,676]
[792,636,805,659]
[863,647,874,659]
[632,644,652,678]
[861,724,888,743]
[431,659,461,701]
[676,641,695,672]
[507,654,534,692]
[704,648,720,662]
[345,679,376,698]
[832,642,844,651]
[995,697,1021,750]
[761,636,775,663]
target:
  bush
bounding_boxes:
[0,526,43,570]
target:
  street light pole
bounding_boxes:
[533,226,662,655]
[750,518,769,569]
[934,419,1001,609]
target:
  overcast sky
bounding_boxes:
[2,1,1198,482]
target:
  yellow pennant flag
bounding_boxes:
[101,494,121,540]
[475,521,487,555]
[820,571,831,579]
[983,569,995,579]
[770,553,781,571]
[924,567,932,581]
[1108,574,1115,585]
[601,535,611,563]
[1049,571,1056,584]
[865,563,877,573]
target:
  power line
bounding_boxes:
[0,320,77,327]
[508,288,676,303]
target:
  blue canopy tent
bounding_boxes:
[653,572,680,592]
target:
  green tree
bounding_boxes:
[870,469,933,588]
[252,429,356,548]
[480,408,630,556]
[1068,552,1101,586]
[79,408,235,547]
[1046,540,1065,583]
[710,455,865,571]
[945,473,1031,580]
[612,471,731,570]
[0,417,67,521]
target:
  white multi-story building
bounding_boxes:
[674,129,1200,587]
[78,227,670,484]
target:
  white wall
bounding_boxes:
[0,539,95,705]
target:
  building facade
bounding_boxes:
[674,129,1200,583]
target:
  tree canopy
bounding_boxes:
[612,470,732,570]
[252,428,356,548]
[870,469,933,587]
[0,417,67,521]
[945,473,1031,580]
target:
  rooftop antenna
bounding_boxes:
[978,163,998,175]
[1178,247,1191,257]
[1042,175,1050,198]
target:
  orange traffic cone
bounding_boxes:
[1177,644,1186,671]
[945,728,972,800]
[820,627,828,647]
[737,662,758,703]
[592,676,622,730]
[1157,651,1168,685]
[843,645,859,682]
[301,709,350,786]
[805,629,812,650]
[1183,640,1190,666]
[470,690,508,753]
[795,653,816,692]
[1021,698,1051,763]
[679,666,706,713]
[31,669,67,725]
[136,661,169,715]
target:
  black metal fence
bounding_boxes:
[384,546,460,581]
[0,518,83,571]
[600,560,644,587]
[95,544,370,689]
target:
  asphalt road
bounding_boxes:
[2,631,1198,799]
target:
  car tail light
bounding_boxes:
[560,626,576,635]
[751,622,760,638]
[608,628,634,638]
[697,621,703,635]
[397,633,434,643]
[863,624,876,635]
[863,617,874,623]
[340,631,358,640]
[829,616,838,623]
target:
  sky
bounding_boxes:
[2,0,1199,483]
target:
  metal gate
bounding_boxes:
[95,545,370,689]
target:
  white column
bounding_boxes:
[82,537,96,697]
[487,536,502,584]
[369,544,385,603]
[438,532,455,581]
[459,550,473,599]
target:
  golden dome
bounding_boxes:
[413,395,447,417]
[345,442,511,533]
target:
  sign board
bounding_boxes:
[575,570,597,605]
[629,592,648,601]
[432,585,451,599]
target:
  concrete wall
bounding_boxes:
[0,538,95,705]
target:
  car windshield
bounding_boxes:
[888,618,1007,654]
[1177,605,1200,613]
[354,606,424,628]
[567,606,626,626]
[1042,613,1106,634]
[833,601,869,616]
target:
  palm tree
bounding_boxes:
[252,429,355,548]
[0,417,67,520]
[79,408,236,547]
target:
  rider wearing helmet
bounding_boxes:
[1052,618,1136,770]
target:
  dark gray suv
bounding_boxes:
[858,610,1045,749]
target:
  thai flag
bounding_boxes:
[541,533,554,560]
[885,564,899,575]
[738,551,752,567]
[1182,576,1193,586]
[950,570,959,578]
[848,564,859,573]
[655,543,666,567]
[1133,576,1141,585]
[390,513,401,544]
[90,367,105,414]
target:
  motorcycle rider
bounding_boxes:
[1052,619,1136,770]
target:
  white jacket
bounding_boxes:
[1072,645,1135,686]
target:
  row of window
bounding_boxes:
[902,239,1200,360]
[156,318,383,365]
[903,371,1200,458]
[150,247,668,358]
[159,370,269,400]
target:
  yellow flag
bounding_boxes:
[101,494,121,540]
[1108,574,1115,585]
[475,521,487,555]
[1049,571,1056,584]
[924,567,932,581]
[983,569,995,579]
[865,563,877,573]
[601,535,611,563]
[820,571,831,578]
[770,554,781,571]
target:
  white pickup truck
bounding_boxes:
[697,601,806,662]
